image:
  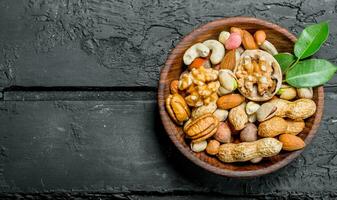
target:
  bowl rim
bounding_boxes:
[158,16,324,178]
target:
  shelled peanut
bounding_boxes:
[164,26,317,162]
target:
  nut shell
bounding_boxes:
[183,113,219,142]
[235,49,282,101]
[258,117,287,137]
[217,138,282,163]
[228,103,248,131]
[166,94,190,125]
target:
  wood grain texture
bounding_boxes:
[158,17,324,178]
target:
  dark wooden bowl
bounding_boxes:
[158,17,324,178]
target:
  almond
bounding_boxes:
[216,94,245,110]
[242,30,258,50]
[230,27,243,37]
[254,30,266,45]
[279,134,305,151]
[220,49,236,70]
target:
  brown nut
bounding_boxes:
[285,119,305,135]
[216,94,245,110]
[254,30,266,45]
[166,94,190,125]
[242,30,258,50]
[279,134,305,151]
[170,80,179,94]
[214,122,232,143]
[240,123,258,142]
[220,49,236,71]
[228,103,248,131]
[183,113,219,142]
[256,102,277,122]
[206,140,220,155]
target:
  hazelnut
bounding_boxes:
[206,140,220,155]
[214,122,231,143]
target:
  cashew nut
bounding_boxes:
[183,43,210,65]
[203,40,225,65]
[218,31,230,45]
[259,40,278,55]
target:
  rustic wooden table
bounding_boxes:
[0,0,337,199]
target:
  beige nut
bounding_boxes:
[259,40,278,55]
[213,109,229,122]
[250,157,263,163]
[277,84,297,100]
[218,31,231,45]
[256,102,277,122]
[190,140,207,152]
[248,113,257,123]
[228,103,248,131]
[183,43,210,65]
[166,94,190,125]
[218,69,237,91]
[203,40,225,65]
[297,88,313,99]
[245,101,260,115]
[217,138,282,163]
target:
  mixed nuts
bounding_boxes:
[165,24,333,164]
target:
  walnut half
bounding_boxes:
[234,49,282,101]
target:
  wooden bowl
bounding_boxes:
[158,17,324,178]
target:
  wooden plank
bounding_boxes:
[0,91,337,194]
[1,0,337,88]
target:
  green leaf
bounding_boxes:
[294,21,329,59]
[274,53,297,73]
[286,59,337,87]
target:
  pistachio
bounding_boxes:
[256,102,277,122]
[248,113,257,123]
[245,101,260,115]
[218,70,237,91]
[191,102,217,119]
[190,140,207,152]
[218,86,232,96]
[297,88,313,99]
[213,109,229,122]
[277,84,297,100]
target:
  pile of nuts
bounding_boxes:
[166,27,317,163]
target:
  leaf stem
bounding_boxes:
[284,58,300,74]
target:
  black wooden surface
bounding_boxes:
[0,0,337,199]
